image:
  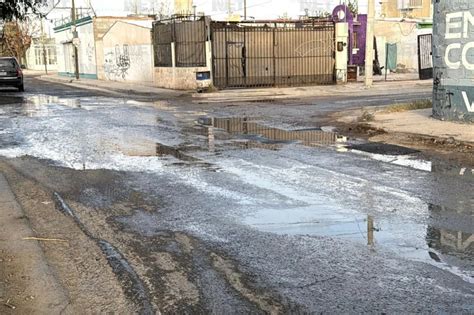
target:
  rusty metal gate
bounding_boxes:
[211,21,336,88]
[418,34,433,80]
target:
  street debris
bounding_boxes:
[22,237,68,243]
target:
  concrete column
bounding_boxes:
[335,23,349,84]
[171,42,176,68]
[205,41,213,79]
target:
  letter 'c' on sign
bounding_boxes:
[462,42,474,70]
[445,43,461,69]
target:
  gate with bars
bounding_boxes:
[211,21,336,89]
[418,34,433,80]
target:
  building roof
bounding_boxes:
[102,20,152,38]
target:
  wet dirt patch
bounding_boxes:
[0,161,135,313]
[210,252,284,314]
[348,142,419,155]
[53,193,155,314]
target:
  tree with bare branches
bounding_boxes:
[1,20,39,64]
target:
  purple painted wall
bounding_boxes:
[332,5,367,66]
[352,14,367,66]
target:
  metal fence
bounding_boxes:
[153,23,173,67]
[418,34,432,80]
[152,17,208,68]
[212,21,336,88]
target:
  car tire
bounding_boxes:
[18,84,24,92]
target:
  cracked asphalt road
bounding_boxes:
[0,76,472,313]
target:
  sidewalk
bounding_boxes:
[192,79,432,103]
[369,108,474,144]
[330,107,473,157]
[37,73,189,99]
[35,72,432,102]
[0,174,68,313]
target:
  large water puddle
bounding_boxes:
[244,203,473,283]
[194,116,350,155]
[195,116,473,176]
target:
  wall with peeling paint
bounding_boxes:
[433,1,474,122]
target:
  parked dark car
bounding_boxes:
[0,57,24,92]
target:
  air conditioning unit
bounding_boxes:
[398,0,423,10]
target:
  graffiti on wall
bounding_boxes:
[103,44,153,82]
[86,43,95,63]
[104,44,131,80]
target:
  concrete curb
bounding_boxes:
[36,75,191,99]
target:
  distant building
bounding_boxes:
[52,15,153,79]
[25,38,58,71]
[381,0,432,19]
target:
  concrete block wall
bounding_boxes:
[154,41,212,90]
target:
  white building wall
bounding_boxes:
[25,43,59,71]
[54,31,69,74]
[103,45,154,82]
[101,21,154,83]
[54,19,98,78]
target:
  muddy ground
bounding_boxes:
[0,76,472,313]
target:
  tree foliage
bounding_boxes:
[1,21,38,62]
[0,0,45,21]
[347,0,359,15]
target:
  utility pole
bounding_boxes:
[72,0,80,80]
[40,19,48,75]
[244,0,247,20]
[365,0,375,87]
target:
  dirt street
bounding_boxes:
[0,76,472,313]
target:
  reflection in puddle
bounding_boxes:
[23,95,81,115]
[156,143,198,162]
[198,117,346,149]
[245,204,473,283]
